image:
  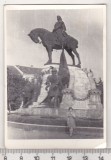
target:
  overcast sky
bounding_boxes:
[5,6,105,79]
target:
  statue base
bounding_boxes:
[15,105,103,119]
[14,65,103,120]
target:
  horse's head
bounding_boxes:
[28,31,40,44]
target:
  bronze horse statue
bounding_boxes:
[28,28,81,67]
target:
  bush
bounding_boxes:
[7,73,26,110]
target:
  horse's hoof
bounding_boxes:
[44,63,49,65]
[75,64,81,68]
[77,64,81,68]
[44,61,52,65]
[44,63,48,65]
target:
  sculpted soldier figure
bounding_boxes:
[53,15,67,47]
[45,67,63,107]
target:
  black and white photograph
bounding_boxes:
[5,5,106,148]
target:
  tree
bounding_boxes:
[7,72,26,111]
[7,69,42,111]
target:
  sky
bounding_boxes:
[5,5,105,80]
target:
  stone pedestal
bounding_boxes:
[35,65,92,108]
[68,66,91,99]
[15,106,103,119]
[87,70,96,90]
[60,88,89,109]
[24,65,103,120]
[89,89,102,105]
[60,88,74,109]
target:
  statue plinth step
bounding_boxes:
[8,114,103,128]
[16,106,103,120]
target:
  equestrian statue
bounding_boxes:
[28,15,81,68]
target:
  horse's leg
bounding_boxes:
[65,48,75,66]
[72,48,81,68]
[44,47,52,65]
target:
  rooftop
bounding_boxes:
[16,65,42,75]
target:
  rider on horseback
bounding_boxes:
[53,16,67,47]
[29,17,81,67]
